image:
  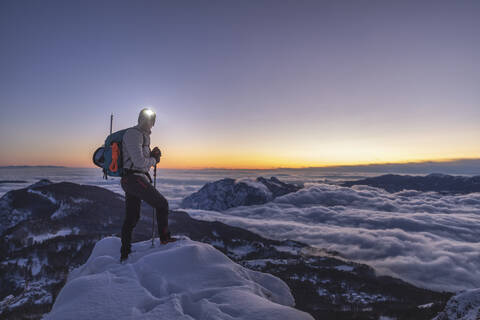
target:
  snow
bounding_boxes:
[417,302,433,309]
[0,207,31,234]
[44,236,314,320]
[334,265,355,272]
[16,258,29,266]
[243,259,289,268]
[50,202,72,220]
[341,291,388,304]
[31,258,43,276]
[8,296,30,309]
[180,176,299,211]
[27,189,57,203]
[317,288,328,296]
[433,288,480,320]
[228,244,256,258]
[35,294,53,305]
[1,278,55,312]
[273,245,300,255]
[209,239,225,248]
[30,228,75,243]
[51,198,90,220]
[236,178,273,197]
[0,295,15,311]
[70,197,92,204]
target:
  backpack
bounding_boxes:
[93,127,141,179]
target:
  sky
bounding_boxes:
[0,0,479,169]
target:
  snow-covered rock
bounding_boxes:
[433,289,480,320]
[180,177,303,211]
[44,236,313,320]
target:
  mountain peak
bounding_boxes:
[181,176,303,211]
[44,236,313,320]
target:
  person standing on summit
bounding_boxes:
[120,108,177,262]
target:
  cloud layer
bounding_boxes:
[2,168,480,292]
[186,184,480,292]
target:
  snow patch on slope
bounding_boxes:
[30,228,79,243]
[27,189,57,203]
[44,236,313,320]
[236,178,273,197]
[0,192,31,234]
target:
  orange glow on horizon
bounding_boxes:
[1,136,478,170]
[3,155,479,170]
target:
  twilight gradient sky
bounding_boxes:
[0,0,479,169]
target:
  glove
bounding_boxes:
[150,147,161,163]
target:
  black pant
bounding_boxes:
[120,173,170,251]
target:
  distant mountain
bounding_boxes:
[283,159,480,175]
[0,180,452,319]
[342,173,480,194]
[180,176,303,211]
[0,166,67,169]
[0,180,28,184]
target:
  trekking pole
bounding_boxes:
[151,163,157,247]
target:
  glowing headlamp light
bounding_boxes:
[144,109,155,117]
[138,108,156,127]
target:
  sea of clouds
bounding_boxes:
[1,165,480,292]
[185,183,480,292]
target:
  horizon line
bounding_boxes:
[2,157,479,171]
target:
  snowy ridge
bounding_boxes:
[44,236,313,320]
[433,289,480,320]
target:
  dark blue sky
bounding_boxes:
[1,0,479,168]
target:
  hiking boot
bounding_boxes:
[160,228,178,245]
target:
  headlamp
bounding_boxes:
[144,109,155,117]
[141,108,156,126]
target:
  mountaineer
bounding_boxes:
[119,108,177,262]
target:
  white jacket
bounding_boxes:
[122,125,156,173]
